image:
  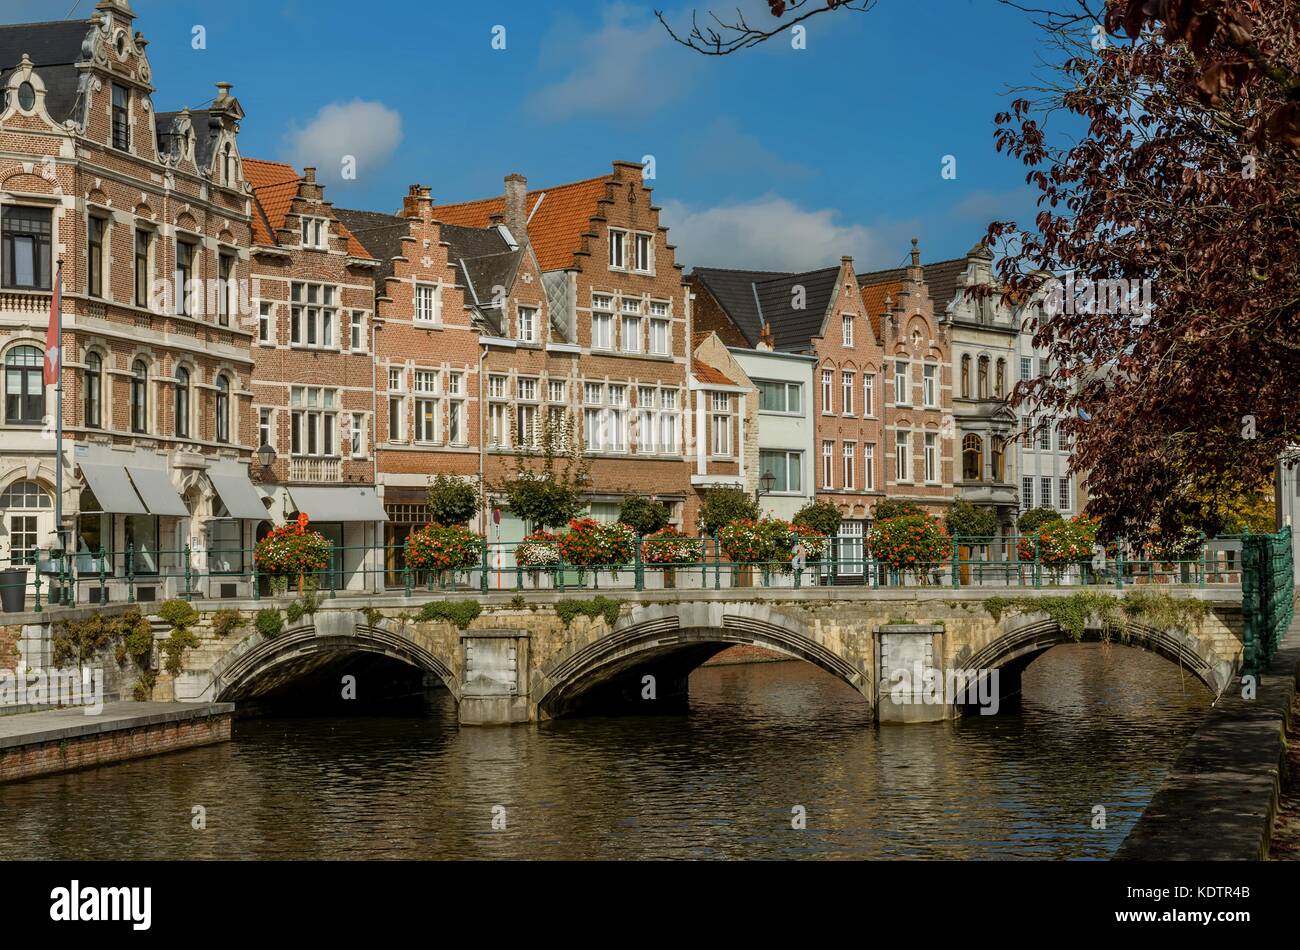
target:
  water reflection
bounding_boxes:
[0,644,1210,860]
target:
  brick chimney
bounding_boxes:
[400,184,433,218]
[757,322,774,352]
[503,173,528,243]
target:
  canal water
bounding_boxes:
[0,644,1210,860]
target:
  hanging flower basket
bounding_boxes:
[405,524,483,581]
[557,518,635,569]
[515,531,561,568]
[254,514,332,592]
[868,515,950,583]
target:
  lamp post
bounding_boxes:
[255,442,276,474]
[754,470,776,510]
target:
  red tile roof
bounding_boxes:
[244,158,371,258]
[692,359,739,387]
[860,279,903,344]
[431,175,611,272]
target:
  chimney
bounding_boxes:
[504,173,528,243]
[303,166,316,184]
[401,184,433,218]
[757,323,774,352]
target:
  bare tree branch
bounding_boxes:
[656,0,877,56]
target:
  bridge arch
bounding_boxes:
[534,601,871,719]
[957,613,1234,707]
[208,613,459,704]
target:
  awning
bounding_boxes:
[125,467,190,517]
[289,486,388,523]
[78,462,147,515]
[207,467,269,520]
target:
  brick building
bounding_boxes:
[0,0,260,602]
[244,158,386,592]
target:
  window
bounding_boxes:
[133,228,151,307]
[991,437,1005,482]
[1040,476,1052,511]
[1022,415,1034,448]
[863,444,875,490]
[83,352,102,429]
[924,432,938,482]
[222,144,235,187]
[962,434,983,482]
[290,386,338,457]
[215,375,230,443]
[842,441,856,490]
[387,368,407,443]
[995,358,1006,399]
[922,364,938,407]
[350,412,367,458]
[517,305,538,344]
[174,239,195,316]
[415,283,440,324]
[2,481,49,565]
[822,441,834,489]
[447,372,466,445]
[655,388,679,455]
[3,206,53,290]
[606,384,627,451]
[290,282,338,348]
[15,82,35,112]
[217,252,235,326]
[1058,476,1072,511]
[634,232,653,272]
[414,370,440,443]
[960,354,971,399]
[1021,476,1034,510]
[130,359,148,433]
[894,361,911,406]
[837,520,865,576]
[757,379,801,414]
[863,373,875,417]
[841,371,854,415]
[820,370,833,413]
[209,517,242,574]
[256,301,273,344]
[125,515,159,575]
[710,392,732,456]
[488,375,508,448]
[4,346,44,424]
[1056,423,1070,452]
[300,217,327,249]
[760,450,802,493]
[1038,424,1051,451]
[173,367,190,438]
[87,216,106,298]
[608,229,626,269]
[349,312,365,351]
[1020,356,1033,381]
[649,317,669,355]
[842,314,854,347]
[895,431,911,483]
[977,355,990,399]
[517,377,540,447]
[111,83,130,150]
[592,295,613,349]
[620,299,642,353]
[258,408,272,450]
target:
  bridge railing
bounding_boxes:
[1240,527,1295,675]
[0,532,1250,614]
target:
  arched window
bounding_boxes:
[977,356,990,399]
[962,434,983,482]
[130,359,148,433]
[223,143,234,185]
[991,436,1005,482]
[174,366,190,438]
[995,359,1006,399]
[4,345,44,424]
[215,374,230,444]
[1,479,51,565]
[960,355,971,399]
[83,352,102,429]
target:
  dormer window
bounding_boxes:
[16,82,35,113]
[300,217,327,249]
[111,84,130,151]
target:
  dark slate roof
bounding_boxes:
[440,224,522,337]
[440,222,511,259]
[154,109,226,171]
[690,265,840,352]
[858,247,989,314]
[0,19,95,125]
[333,207,412,285]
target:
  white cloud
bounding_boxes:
[528,4,694,122]
[661,196,888,272]
[283,100,403,184]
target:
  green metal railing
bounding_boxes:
[1240,527,1295,676]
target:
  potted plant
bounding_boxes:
[515,531,561,587]
[641,526,703,588]
[404,523,483,588]
[869,514,951,585]
[253,513,333,593]
[557,518,635,580]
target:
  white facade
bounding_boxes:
[1278,454,1300,584]
[1013,337,1075,517]
[730,347,817,521]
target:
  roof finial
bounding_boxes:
[757,322,775,351]
[910,238,920,268]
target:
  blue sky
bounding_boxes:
[37,0,1057,271]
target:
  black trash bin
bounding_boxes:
[0,568,28,613]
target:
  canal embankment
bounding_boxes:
[1115,617,1300,860]
[0,701,234,783]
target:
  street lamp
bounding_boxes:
[256,442,276,472]
[755,470,776,506]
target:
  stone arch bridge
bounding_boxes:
[172,587,1244,724]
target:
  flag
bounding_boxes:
[44,261,62,385]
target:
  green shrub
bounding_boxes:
[210,609,246,638]
[132,669,157,702]
[945,499,1001,539]
[359,606,385,627]
[157,598,200,631]
[793,500,843,538]
[161,627,200,676]
[555,596,621,628]
[285,601,305,625]
[1018,506,1064,535]
[618,494,671,536]
[415,600,482,629]
[427,474,481,527]
[698,486,759,536]
[873,499,924,522]
[254,608,283,640]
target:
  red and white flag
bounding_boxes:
[44,261,62,386]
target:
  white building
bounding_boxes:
[729,345,817,521]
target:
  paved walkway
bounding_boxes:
[0,701,233,750]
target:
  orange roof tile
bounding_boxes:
[431,175,611,272]
[243,157,372,258]
[692,358,741,387]
[860,279,903,344]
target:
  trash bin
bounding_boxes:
[0,568,28,613]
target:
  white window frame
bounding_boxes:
[821,370,833,415]
[895,430,912,483]
[517,305,539,344]
[842,313,854,348]
[863,373,875,418]
[922,363,938,408]
[841,371,854,416]
[415,282,441,325]
[633,232,653,273]
[842,441,856,491]
[822,441,834,489]
[894,360,911,407]
[924,432,938,483]
[608,229,627,270]
[300,216,328,249]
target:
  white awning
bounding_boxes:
[288,486,387,523]
[125,467,190,517]
[207,466,268,520]
[78,462,147,515]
